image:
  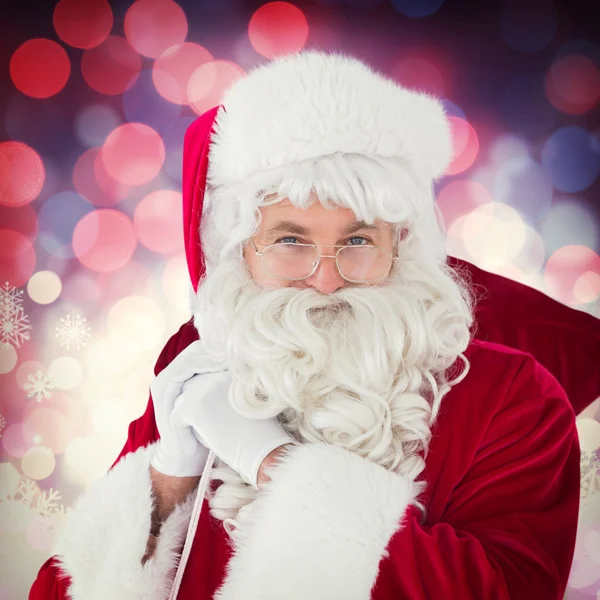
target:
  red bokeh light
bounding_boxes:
[73,147,131,207]
[188,60,245,115]
[73,209,137,273]
[125,0,188,59]
[0,229,36,288]
[100,123,165,186]
[134,190,184,254]
[0,204,38,240]
[545,55,600,115]
[0,141,45,207]
[53,0,113,49]
[446,117,479,175]
[248,2,308,59]
[10,38,70,99]
[545,245,600,305]
[82,35,141,95]
[152,42,213,105]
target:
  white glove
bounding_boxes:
[150,340,227,477]
[173,368,296,489]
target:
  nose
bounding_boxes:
[302,253,347,294]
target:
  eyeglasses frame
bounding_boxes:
[247,238,399,283]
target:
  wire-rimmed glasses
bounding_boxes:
[248,238,399,283]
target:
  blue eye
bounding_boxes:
[276,236,300,244]
[275,236,372,245]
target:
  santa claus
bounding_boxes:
[30,51,580,600]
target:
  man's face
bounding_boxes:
[243,198,397,294]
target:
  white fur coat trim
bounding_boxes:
[208,51,453,190]
[54,442,194,600]
[215,443,417,600]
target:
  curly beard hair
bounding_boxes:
[192,226,473,541]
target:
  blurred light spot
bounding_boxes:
[0,141,45,207]
[72,209,137,273]
[38,191,94,259]
[53,0,113,49]
[502,72,558,138]
[61,271,102,307]
[390,0,445,18]
[436,180,493,229]
[101,123,165,185]
[75,104,121,147]
[153,42,212,105]
[545,245,600,305]
[546,55,600,115]
[0,463,20,497]
[123,70,181,132]
[107,295,165,353]
[124,0,188,58]
[0,229,36,288]
[162,254,190,315]
[493,156,553,223]
[0,342,18,374]
[82,35,141,95]
[541,126,600,193]
[63,435,117,487]
[441,99,466,121]
[47,356,83,390]
[1,424,29,458]
[249,2,309,59]
[22,409,69,455]
[73,147,131,207]
[162,116,195,182]
[16,360,46,389]
[392,57,446,96]
[0,204,38,242]
[9,39,70,99]
[573,271,600,304]
[510,225,546,275]
[500,0,557,52]
[134,190,184,253]
[28,271,62,305]
[96,261,154,310]
[488,133,531,164]
[462,203,527,270]
[188,60,245,115]
[85,336,137,387]
[447,117,479,175]
[90,402,129,437]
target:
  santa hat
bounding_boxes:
[182,51,453,293]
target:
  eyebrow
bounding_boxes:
[264,219,381,240]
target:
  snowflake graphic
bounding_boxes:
[1,472,68,518]
[0,413,6,438]
[55,312,92,350]
[0,281,32,349]
[580,449,600,504]
[23,370,55,403]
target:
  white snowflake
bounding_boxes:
[1,473,68,517]
[23,370,55,403]
[55,312,91,350]
[0,281,32,349]
[580,449,600,504]
[0,413,6,438]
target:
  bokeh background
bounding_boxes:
[0,0,599,597]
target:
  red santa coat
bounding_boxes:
[30,318,580,600]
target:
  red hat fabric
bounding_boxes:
[182,105,221,293]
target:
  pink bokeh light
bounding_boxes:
[0,229,36,288]
[545,245,600,305]
[546,55,600,115]
[124,0,188,58]
[134,190,184,254]
[0,142,45,208]
[72,209,137,273]
[447,117,480,175]
[188,60,245,115]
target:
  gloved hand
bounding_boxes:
[150,340,227,478]
[174,370,296,488]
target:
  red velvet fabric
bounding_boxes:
[31,319,581,599]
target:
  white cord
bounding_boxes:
[167,450,216,600]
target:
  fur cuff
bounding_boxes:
[54,443,195,600]
[215,443,416,600]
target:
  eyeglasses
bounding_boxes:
[248,238,399,283]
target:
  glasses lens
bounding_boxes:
[263,244,319,279]
[338,246,392,282]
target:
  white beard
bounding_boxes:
[192,256,471,532]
